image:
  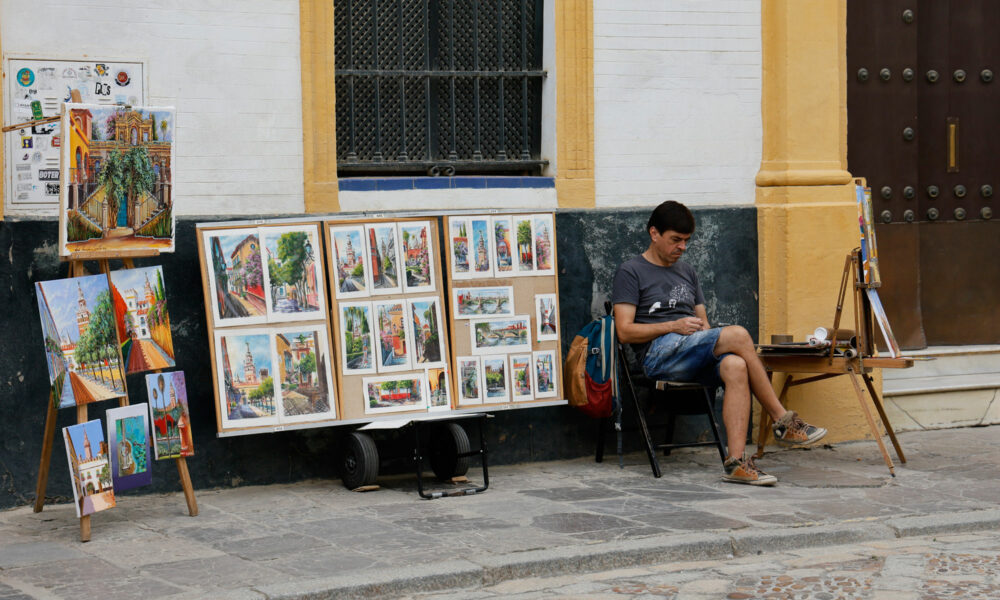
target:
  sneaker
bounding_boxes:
[722,454,777,486]
[772,410,828,446]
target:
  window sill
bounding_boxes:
[338,176,555,192]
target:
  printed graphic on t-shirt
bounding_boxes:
[661,283,694,311]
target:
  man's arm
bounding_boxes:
[694,304,710,330]
[614,303,704,343]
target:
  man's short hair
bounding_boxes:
[647,201,695,235]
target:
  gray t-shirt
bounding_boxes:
[611,255,706,362]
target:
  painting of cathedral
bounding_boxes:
[59,104,175,256]
[62,419,116,518]
[106,403,152,491]
[215,329,279,430]
[532,214,555,275]
[146,371,194,459]
[470,217,493,278]
[110,266,175,374]
[330,225,370,299]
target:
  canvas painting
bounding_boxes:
[339,301,376,374]
[273,327,336,422]
[453,286,515,319]
[373,300,410,372]
[215,329,280,429]
[867,289,900,358]
[856,185,882,286]
[448,217,472,279]
[36,274,128,409]
[482,355,510,403]
[203,228,268,327]
[457,356,483,406]
[59,104,175,256]
[400,221,436,293]
[63,419,116,517]
[330,225,371,299]
[408,297,445,368]
[106,403,152,492]
[261,225,326,321]
[510,354,533,402]
[514,215,534,274]
[535,293,558,342]
[492,216,515,275]
[427,367,451,411]
[533,350,557,398]
[110,266,175,373]
[146,371,194,459]
[470,315,532,355]
[532,214,555,275]
[366,223,403,295]
[363,374,428,415]
[469,217,493,278]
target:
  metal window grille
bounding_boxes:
[334,0,547,176]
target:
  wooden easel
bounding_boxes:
[34,251,197,543]
[754,249,912,475]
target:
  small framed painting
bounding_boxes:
[533,350,557,398]
[63,419,116,518]
[373,299,411,372]
[481,355,510,403]
[509,353,534,402]
[330,225,371,299]
[272,327,337,423]
[399,220,436,293]
[261,225,328,322]
[513,215,534,274]
[146,371,194,459]
[366,222,404,296]
[339,301,377,375]
[532,214,555,276]
[452,285,515,319]
[215,329,281,430]
[407,296,446,368]
[469,217,494,278]
[448,217,473,280]
[492,216,515,276]
[106,404,152,492]
[534,293,559,342]
[426,366,452,412]
[202,228,268,327]
[470,315,532,355]
[456,356,483,406]
[363,373,428,415]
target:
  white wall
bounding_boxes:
[1,0,305,217]
[594,0,761,209]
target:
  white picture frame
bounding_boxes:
[399,220,437,294]
[448,217,473,280]
[481,355,510,404]
[365,222,404,296]
[260,224,328,323]
[470,314,532,355]
[214,327,282,430]
[372,299,412,373]
[533,350,558,398]
[272,326,337,423]
[202,228,269,328]
[362,373,428,415]
[531,213,556,277]
[452,285,515,319]
[512,214,535,275]
[426,366,452,412]
[491,215,516,276]
[468,216,494,279]
[534,293,559,342]
[456,356,484,406]
[407,296,446,368]
[338,301,377,375]
[509,353,534,402]
[330,224,372,299]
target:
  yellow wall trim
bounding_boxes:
[755,169,854,187]
[299,0,340,214]
[554,0,595,209]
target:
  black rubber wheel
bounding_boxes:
[339,432,379,489]
[429,423,471,480]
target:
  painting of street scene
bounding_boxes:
[60,104,175,256]
[217,330,279,428]
[470,315,532,355]
[535,293,558,341]
[110,266,175,373]
[515,215,534,273]
[63,419,116,518]
[427,367,451,410]
[274,328,335,421]
[408,297,444,367]
[533,214,555,274]
[534,350,557,398]
[453,286,514,319]
[449,218,471,278]
[367,223,402,295]
[493,216,514,274]
[482,356,509,403]
[457,356,483,405]
[331,225,370,299]
[470,218,493,277]
[511,354,533,401]
[145,371,194,459]
[339,302,375,374]
[107,403,152,491]
[400,221,435,292]
[363,374,427,415]
[36,274,127,409]
[374,300,409,372]
[205,228,267,327]
[262,226,325,321]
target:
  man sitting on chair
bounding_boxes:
[612,200,827,486]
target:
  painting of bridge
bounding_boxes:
[470,315,532,355]
[60,104,175,256]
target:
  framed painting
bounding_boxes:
[470,315,532,355]
[426,366,452,412]
[510,353,533,402]
[366,222,404,296]
[492,216,515,276]
[261,225,327,322]
[106,403,152,492]
[273,327,337,422]
[513,215,534,274]
[400,220,436,293]
[35,274,128,409]
[452,286,515,319]
[330,225,371,299]
[362,373,428,415]
[339,301,377,374]
[214,328,280,430]
[145,371,194,459]
[202,228,268,327]
[59,104,176,257]
[534,293,558,342]
[532,214,555,276]
[481,355,510,404]
[373,299,411,373]
[469,217,494,278]
[407,296,446,368]
[456,356,483,406]
[448,217,472,280]
[63,419,116,517]
[533,350,557,398]
[110,265,176,374]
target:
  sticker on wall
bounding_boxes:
[115,70,131,86]
[16,68,34,87]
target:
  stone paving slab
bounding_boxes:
[1,427,1000,598]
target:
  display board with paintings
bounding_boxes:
[445,213,562,407]
[197,222,338,434]
[326,218,453,419]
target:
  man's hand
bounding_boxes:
[672,316,704,335]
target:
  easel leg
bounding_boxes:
[755,374,792,459]
[33,399,58,513]
[176,457,199,516]
[847,368,895,476]
[863,374,906,464]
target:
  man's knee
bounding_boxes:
[718,325,754,352]
[719,354,747,383]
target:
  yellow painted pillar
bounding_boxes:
[554,0,595,209]
[756,0,876,442]
[299,0,340,213]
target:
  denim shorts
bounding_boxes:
[642,328,727,386]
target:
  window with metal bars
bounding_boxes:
[334,0,547,176]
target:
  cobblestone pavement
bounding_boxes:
[408,532,1000,600]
